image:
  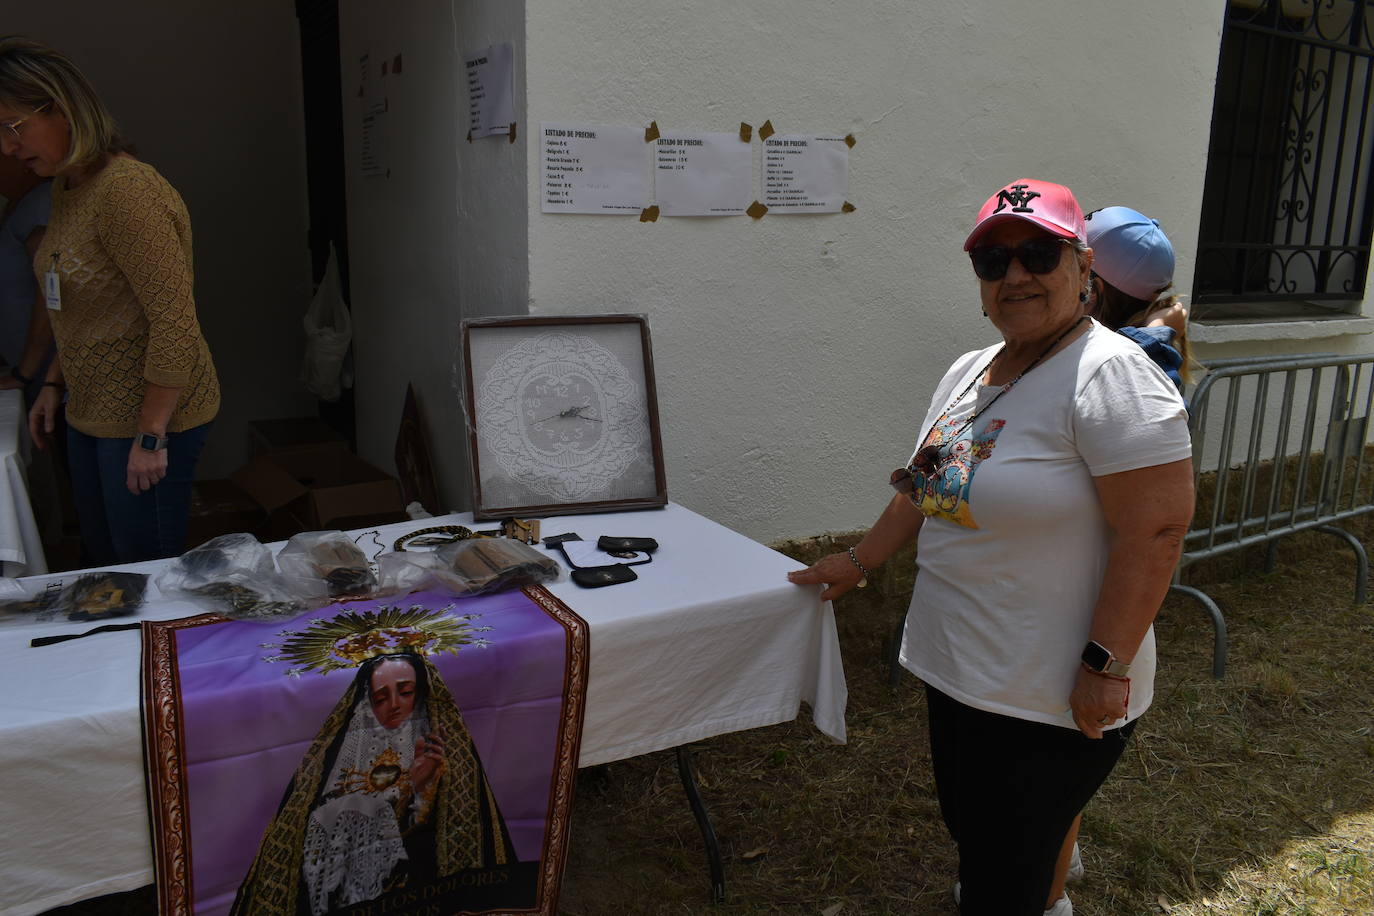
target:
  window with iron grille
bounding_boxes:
[1194,0,1374,313]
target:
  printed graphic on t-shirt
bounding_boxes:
[912,417,1006,528]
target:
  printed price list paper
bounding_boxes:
[359,52,387,115]
[654,132,751,216]
[762,135,849,213]
[360,112,387,178]
[466,43,515,138]
[357,51,390,178]
[541,123,651,214]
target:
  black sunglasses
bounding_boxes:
[890,442,946,496]
[968,238,1068,282]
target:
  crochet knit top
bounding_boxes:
[35,157,219,437]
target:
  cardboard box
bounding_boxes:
[230,442,406,535]
[247,417,345,458]
[185,479,266,548]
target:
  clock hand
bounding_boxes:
[534,406,603,422]
[534,407,581,422]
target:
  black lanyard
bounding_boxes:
[911,315,1087,475]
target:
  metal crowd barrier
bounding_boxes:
[1174,352,1374,678]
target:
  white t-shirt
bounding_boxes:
[899,320,1192,729]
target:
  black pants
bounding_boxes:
[925,683,1137,915]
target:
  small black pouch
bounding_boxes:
[543,533,583,547]
[597,536,659,554]
[571,565,638,588]
[556,539,651,569]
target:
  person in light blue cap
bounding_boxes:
[1084,206,1193,392]
[1047,206,1194,897]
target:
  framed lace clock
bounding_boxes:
[462,315,668,520]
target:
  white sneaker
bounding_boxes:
[952,882,1073,915]
[1066,842,1084,883]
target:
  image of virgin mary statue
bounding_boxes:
[231,650,516,915]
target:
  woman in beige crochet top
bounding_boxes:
[0,36,220,564]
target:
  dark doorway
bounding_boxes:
[296,0,356,447]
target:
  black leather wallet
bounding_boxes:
[597,536,659,553]
[571,565,638,588]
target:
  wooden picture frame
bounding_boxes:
[462,315,668,520]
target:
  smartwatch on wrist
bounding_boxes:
[138,432,170,452]
[1081,640,1131,678]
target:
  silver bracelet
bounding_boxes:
[846,546,870,588]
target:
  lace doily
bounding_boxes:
[475,331,648,502]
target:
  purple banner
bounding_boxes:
[143,586,586,916]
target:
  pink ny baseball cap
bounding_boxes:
[964,179,1087,251]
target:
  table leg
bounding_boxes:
[675,744,726,904]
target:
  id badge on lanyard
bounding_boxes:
[43,252,61,311]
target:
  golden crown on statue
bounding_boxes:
[260,604,492,677]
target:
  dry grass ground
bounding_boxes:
[557,519,1374,915]
[51,519,1374,916]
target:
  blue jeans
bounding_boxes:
[66,422,212,565]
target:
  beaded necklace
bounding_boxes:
[911,315,1087,476]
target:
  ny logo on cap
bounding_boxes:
[993,184,1040,214]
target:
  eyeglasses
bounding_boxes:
[968,237,1068,282]
[1,102,50,144]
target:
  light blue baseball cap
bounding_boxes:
[1084,206,1175,301]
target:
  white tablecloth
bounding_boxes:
[0,388,45,578]
[0,502,845,916]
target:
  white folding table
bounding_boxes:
[0,502,846,915]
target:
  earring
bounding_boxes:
[1078,290,1089,304]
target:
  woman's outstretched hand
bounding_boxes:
[787,551,867,602]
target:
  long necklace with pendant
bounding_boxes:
[910,315,1087,476]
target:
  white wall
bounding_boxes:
[523,0,1227,541]
[10,1,316,477]
[339,0,527,509]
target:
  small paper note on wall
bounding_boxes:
[654,131,751,216]
[762,135,850,213]
[540,123,651,214]
[466,43,515,139]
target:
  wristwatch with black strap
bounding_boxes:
[1081,639,1131,678]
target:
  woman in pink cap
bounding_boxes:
[790,179,1194,915]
